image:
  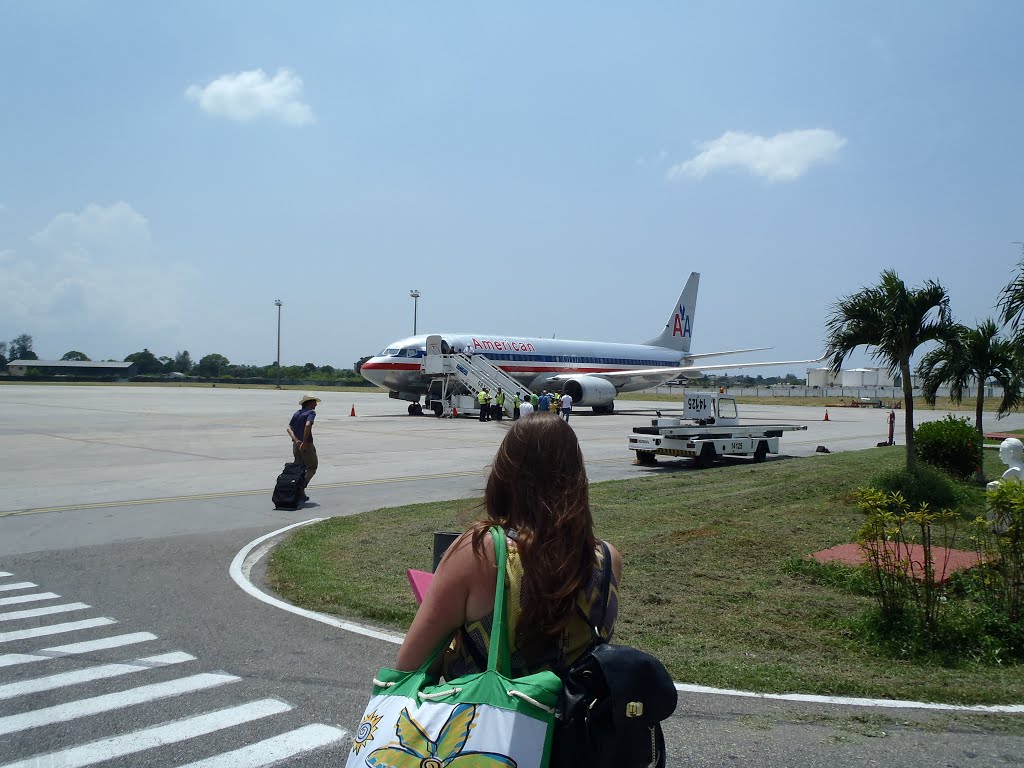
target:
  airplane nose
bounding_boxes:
[360,359,385,386]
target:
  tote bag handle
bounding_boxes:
[486,526,513,676]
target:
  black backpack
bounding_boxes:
[552,543,678,768]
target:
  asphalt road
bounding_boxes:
[1,385,1022,767]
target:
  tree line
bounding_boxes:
[0,337,372,385]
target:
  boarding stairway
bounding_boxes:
[422,335,533,417]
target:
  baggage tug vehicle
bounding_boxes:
[628,392,807,467]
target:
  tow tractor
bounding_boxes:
[628,392,807,467]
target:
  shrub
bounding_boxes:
[914,416,978,479]
[981,480,1024,623]
[869,464,960,509]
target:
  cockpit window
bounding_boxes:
[402,348,420,358]
[379,347,400,356]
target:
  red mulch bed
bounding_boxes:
[810,543,981,584]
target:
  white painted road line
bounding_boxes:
[0,632,159,668]
[0,582,36,592]
[174,723,350,767]
[0,592,60,606]
[0,698,294,768]
[0,651,195,700]
[675,683,1024,714]
[0,672,241,736]
[0,602,90,622]
[0,572,12,577]
[44,631,159,656]
[230,520,404,646]
[0,617,117,644]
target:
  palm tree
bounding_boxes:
[825,269,953,472]
[917,319,1023,481]
[998,245,1024,342]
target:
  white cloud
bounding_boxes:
[0,203,198,357]
[667,129,846,182]
[185,68,314,125]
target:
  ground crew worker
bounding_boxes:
[512,393,521,420]
[478,387,491,422]
[495,388,505,421]
[530,391,539,409]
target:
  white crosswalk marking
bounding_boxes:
[0,631,159,668]
[0,651,195,700]
[0,582,36,592]
[0,617,117,644]
[0,699,294,768]
[42,631,159,656]
[0,602,90,622]
[0,592,60,607]
[173,723,351,767]
[0,672,240,736]
[0,571,348,767]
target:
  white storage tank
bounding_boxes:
[840,368,879,387]
[806,367,836,388]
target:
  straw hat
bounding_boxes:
[299,394,322,406]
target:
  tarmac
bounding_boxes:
[2,384,1023,767]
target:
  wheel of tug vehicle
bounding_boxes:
[433,401,444,417]
[753,441,768,463]
[635,451,658,465]
[695,443,716,469]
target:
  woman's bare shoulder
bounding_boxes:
[602,540,623,584]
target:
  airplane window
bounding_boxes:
[381,348,400,356]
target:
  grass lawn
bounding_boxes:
[267,446,1024,706]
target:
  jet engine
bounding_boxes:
[561,376,616,413]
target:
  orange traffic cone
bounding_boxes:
[823,410,830,421]
[350,405,356,417]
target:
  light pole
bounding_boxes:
[274,299,282,389]
[410,289,421,335]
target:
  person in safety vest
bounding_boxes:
[512,393,521,420]
[478,387,491,422]
[494,388,505,422]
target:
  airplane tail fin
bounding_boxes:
[643,272,699,353]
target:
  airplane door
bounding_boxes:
[424,334,444,374]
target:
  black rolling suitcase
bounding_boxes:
[272,461,305,510]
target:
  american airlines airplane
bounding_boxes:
[360,273,822,414]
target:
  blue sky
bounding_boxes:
[1,2,1021,375]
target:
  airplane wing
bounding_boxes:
[684,347,770,361]
[543,352,828,391]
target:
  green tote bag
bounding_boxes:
[346,527,562,768]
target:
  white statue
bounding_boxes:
[987,437,1024,492]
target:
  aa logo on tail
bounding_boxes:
[672,304,692,337]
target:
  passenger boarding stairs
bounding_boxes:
[422,335,532,417]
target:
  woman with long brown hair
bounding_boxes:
[396,413,622,675]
